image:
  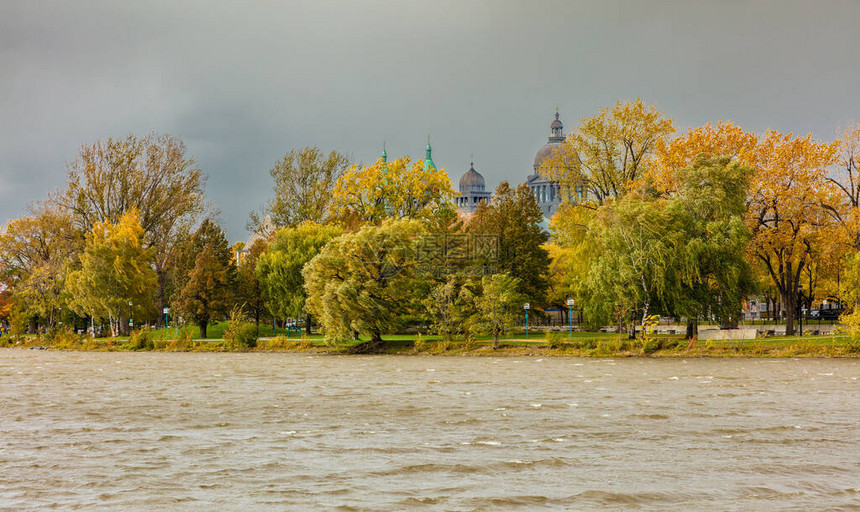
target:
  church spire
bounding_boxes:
[423,134,436,171]
[549,110,564,142]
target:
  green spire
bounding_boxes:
[381,141,387,164]
[423,134,436,171]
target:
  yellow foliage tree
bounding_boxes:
[329,156,455,226]
[66,209,157,337]
[542,99,675,208]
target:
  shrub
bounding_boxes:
[545,331,569,349]
[50,327,84,348]
[224,321,258,350]
[129,326,153,350]
[413,334,427,352]
[173,328,194,350]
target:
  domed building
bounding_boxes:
[526,111,566,219]
[456,160,491,214]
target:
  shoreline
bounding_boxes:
[6,335,860,358]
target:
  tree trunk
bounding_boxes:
[305,313,312,335]
[156,267,167,328]
[493,330,499,349]
[783,292,795,336]
[685,318,698,340]
[199,319,208,339]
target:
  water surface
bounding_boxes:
[1,350,858,510]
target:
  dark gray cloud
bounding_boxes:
[2,0,859,240]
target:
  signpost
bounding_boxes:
[524,303,530,340]
[163,307,170,333]
[566,298,575,338]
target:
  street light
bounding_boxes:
[796,286,803,337]
[566,298,575,338]
[128,300,133,332]
[524,303,530,339]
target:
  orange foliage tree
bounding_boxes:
[653,123,841,334]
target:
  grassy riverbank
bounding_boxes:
[5,322,860,357]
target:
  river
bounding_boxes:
[1,350,858,510]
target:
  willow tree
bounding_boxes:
[303,219,424,346]
[665,156,754,337]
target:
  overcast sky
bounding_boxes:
[2,0,858,241]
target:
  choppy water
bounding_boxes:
[1,350,859,511]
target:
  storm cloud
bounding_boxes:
[2,0,858,240]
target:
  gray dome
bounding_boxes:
[533,142,562,171]
[459,164,485,192]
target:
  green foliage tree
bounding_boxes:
[472,273,525,348]
[65,210,156,337]
[255,222,343,334]
[235,239,268,333]
[581,193,675,337]
[468,182,550,305]
[665,155,754,337]
[303,219,424,345]
[422,274,477,341]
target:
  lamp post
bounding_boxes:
[128,300,133,333]
[796,285,803,338]
[163,307,169,335]
[524,303,530,340]
[567,298,575,338]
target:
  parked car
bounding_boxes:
[810,308,843,321]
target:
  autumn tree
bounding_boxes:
[255,222,343,334]
[826,121,860,249]
[53,133,205,324]
[172,218,235,298]
[746,131,840,335]
[235,239,268,333]
[0,203,78,332]
[468,182,550,305]
[66,210,156,337]
[172,220,235,338]
[329,156,455,226]
[303,219,424,346]
[471,273,525,348]
[542,99,675,207]
[252,147,350,228]
[651,121,758,194]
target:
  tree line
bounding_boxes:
[2,102,860,343]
